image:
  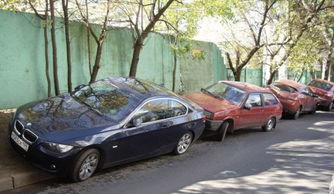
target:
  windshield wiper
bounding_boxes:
[201,88,222,99]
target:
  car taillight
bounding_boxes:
[202,115,206,122]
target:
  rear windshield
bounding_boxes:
[272,83,297,93]
[309,80,333,91]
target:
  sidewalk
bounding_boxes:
[0,110,54,192]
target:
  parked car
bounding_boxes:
[9,77,205,182]
[268,79,318,119]
[308,79,334,111]
[184,81,282,141]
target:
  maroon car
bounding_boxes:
[308,79,334,111]
[184,81,282,141]
[268,80,318,119]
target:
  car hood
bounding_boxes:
[15,93,115,138]
[184,92,239,113]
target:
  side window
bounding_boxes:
[263,93,279,106]
[245,93,262,108]
[132,99,188,124]
[134,99,169,123]
[168,100,187,117]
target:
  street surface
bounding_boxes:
[7,111,334,194]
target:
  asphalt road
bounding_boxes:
[7,111,334,194]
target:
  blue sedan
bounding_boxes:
[9,77,205,181]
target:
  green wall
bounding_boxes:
[0,10,226,109]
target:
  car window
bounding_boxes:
[133,99,187,124]
[205,82,246,105]
[273,83,297,93]
[309,80,333,91]
[71,81,139,122]
[263,93,279,106]
[245,93,262,108]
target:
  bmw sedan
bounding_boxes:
[9,77,205,181]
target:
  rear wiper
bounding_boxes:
[201,88,222,99]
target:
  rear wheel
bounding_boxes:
[262,117,276,132]
[292,107,301,120]
[70,148,100,182]
[309,104,317,114]
[326,102,333,111]
[174,132,193,155]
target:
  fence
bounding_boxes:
[0,9,226,109]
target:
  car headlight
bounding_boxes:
[43,142,74,153]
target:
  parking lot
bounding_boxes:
[5,110,334,194]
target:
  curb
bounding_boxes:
[0,171,54,192]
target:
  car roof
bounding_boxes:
[221,81,269,93]
[312,79,334,86]
[274,79,305,90]
[102,77,180,102]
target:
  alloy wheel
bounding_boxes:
[78,153,99,181]
[176,133,192,154]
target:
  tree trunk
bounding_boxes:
[62,0,72,92]
[44,0,51,97]
[89,43,103,84]
[50,0,60,95]
[266,70,278,85]
[172,49,177,92]
[85,0,92,75]
[233,68,242,81]
[129,39,143,77]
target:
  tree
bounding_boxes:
[114,0,178,77]
[61,0,73,92]
[75,0,112,84]
[265,0,334,85]
[28,0,52,97]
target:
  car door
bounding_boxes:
[262,93,280,120]
[238,93,265,128]
[300,87,315,111]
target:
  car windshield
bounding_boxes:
[205,82,246,105]
[71,81,139,122]
[309,80,333,91]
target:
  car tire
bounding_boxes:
[262,117,276,132]
[69,148,100,182]
[309,105,317,114]
[326,102,333,111]
[216,121,230,142]
[174,132,193,155]
[292,107,301,120]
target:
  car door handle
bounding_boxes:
[160,121,173,128]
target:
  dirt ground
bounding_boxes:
[0,109,15,134]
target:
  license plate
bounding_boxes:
[11,132,29,152]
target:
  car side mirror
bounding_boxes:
[244,103,252,110]
[132,117,143,127]
[74,84,86,91]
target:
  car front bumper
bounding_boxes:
[205,119,223,131]
[9,131,81,176]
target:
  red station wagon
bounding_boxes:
[268,80,318,119]
[308,79,334,111]
[184,81,282,141]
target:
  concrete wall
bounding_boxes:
[0,10,226,109]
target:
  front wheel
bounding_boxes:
[69,148,100,182]
[262,117,276,132]
[174,132,193,155]
[216,121,230,142]
[326,102,333,111]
